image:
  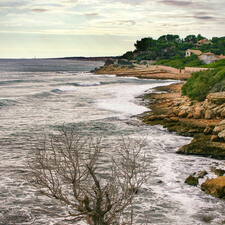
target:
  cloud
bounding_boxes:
[194,15,215,20]
[0,1,28,8]
[110,0,149,5]
[32,8,49,12]
[84,13,99,18]
[159,0,193,7]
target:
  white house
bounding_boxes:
[185,49,202,57]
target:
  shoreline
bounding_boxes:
[138,83,225,159]
[95,65,225,160]
[94,64,191,80]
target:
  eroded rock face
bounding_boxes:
[201,176,225,198]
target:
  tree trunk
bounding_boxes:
[87,215,108,225]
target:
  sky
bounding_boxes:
[0,0,224,58]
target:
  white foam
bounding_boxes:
[96,81,174,116]
[76,81,101,86]
[58,86,76,91]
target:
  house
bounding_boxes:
[186,49,225,64]
[198,52,218,64]
[185,49,202,57]
[217,54,225,60]
[197,39,212,46]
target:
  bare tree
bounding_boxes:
[28,127,148,225]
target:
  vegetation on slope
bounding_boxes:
[122,34,225,61]
[154,55,203,69]
[182,68,225,101]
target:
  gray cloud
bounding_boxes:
[84,13,99,18]
[159,0,193,7]
[0,1,28,8]
[194,16,215,20]
[32,8,49,13]
[110,0,149,5]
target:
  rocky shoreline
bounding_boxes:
[95,64,225,198]
[138,83,225,159]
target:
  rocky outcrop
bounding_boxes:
[185,175,199,186]
[139,82,225,159]
[201,176,225,198]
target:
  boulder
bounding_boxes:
[185,175,199,186]
[201,176,225,198]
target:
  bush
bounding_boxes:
[182,68,225,101]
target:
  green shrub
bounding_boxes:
[154,55,203,69]
[182,68,225,101]
[203,59,225,68]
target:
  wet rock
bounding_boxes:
[210,135,219,142]
[197,170,208,178]
[177,135,225,159]
[211,167,225,176]
[185,175,199,186]
[204,126,213,134]
[201,176,225,198]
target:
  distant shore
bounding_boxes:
[95,64,191,80]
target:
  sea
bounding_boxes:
[0,59,224,225]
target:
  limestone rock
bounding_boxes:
[201,176,225,198]
[178,110,187,118]
[193,105,203,119]
[218,130,225,140]
[205,109,213,119]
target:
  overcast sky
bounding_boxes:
[0,0,224,58]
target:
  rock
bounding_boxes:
[204,126,212,134]
[218,130,225,140]
[214,125,225,133]
[211,167,225,176]
[197,170,208,178]
[193,105,203,119]
[220,109,225,118]
[201,176,225,198]
[187,112,193,118]
[169,117,179,122]
[185,175,199,186]
[178,110,187,118]
[205,109,213,119]
[210,135,219,142]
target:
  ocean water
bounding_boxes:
[0,59,224,225]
